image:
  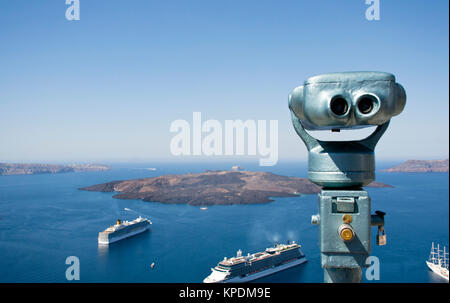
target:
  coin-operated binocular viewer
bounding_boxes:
[289,72,406,283]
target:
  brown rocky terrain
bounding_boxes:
[381,159,449,173]
[80,170,392,206]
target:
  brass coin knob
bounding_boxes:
[338,224,355,242]
[342,214,353,224]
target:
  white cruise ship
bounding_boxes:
[98,217,151,245]
[204,241,307,283]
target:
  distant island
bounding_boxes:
[80,170,392,206]
[0,163,110,176]
[382,159,449,173]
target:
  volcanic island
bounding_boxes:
[381,159,449,173]
[80,170,392,206]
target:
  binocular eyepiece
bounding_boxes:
[330,94,378,116]
[289,71,406,131]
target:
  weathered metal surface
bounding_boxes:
[319,189,371,268]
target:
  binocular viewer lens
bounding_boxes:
[357,96,375,114]
[330,97,349,116]
[329,94,378,117]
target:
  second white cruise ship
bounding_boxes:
[204,241,307,283]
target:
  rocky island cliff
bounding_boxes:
[80,170,392,206]
[381,159,449,173]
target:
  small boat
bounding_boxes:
[200,207,208,211]
[150,262,155,269]
[426,242,449,281]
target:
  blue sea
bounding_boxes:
[0,161,448,283]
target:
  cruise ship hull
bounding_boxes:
[223,257,307,283]
[98,220,151,245]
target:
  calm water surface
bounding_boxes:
[0,162,448,283]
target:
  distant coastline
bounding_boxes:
[0,163,110,176]
[80,170,392,206]
[381,159,449,173]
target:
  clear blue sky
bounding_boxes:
[0,0,448,163]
